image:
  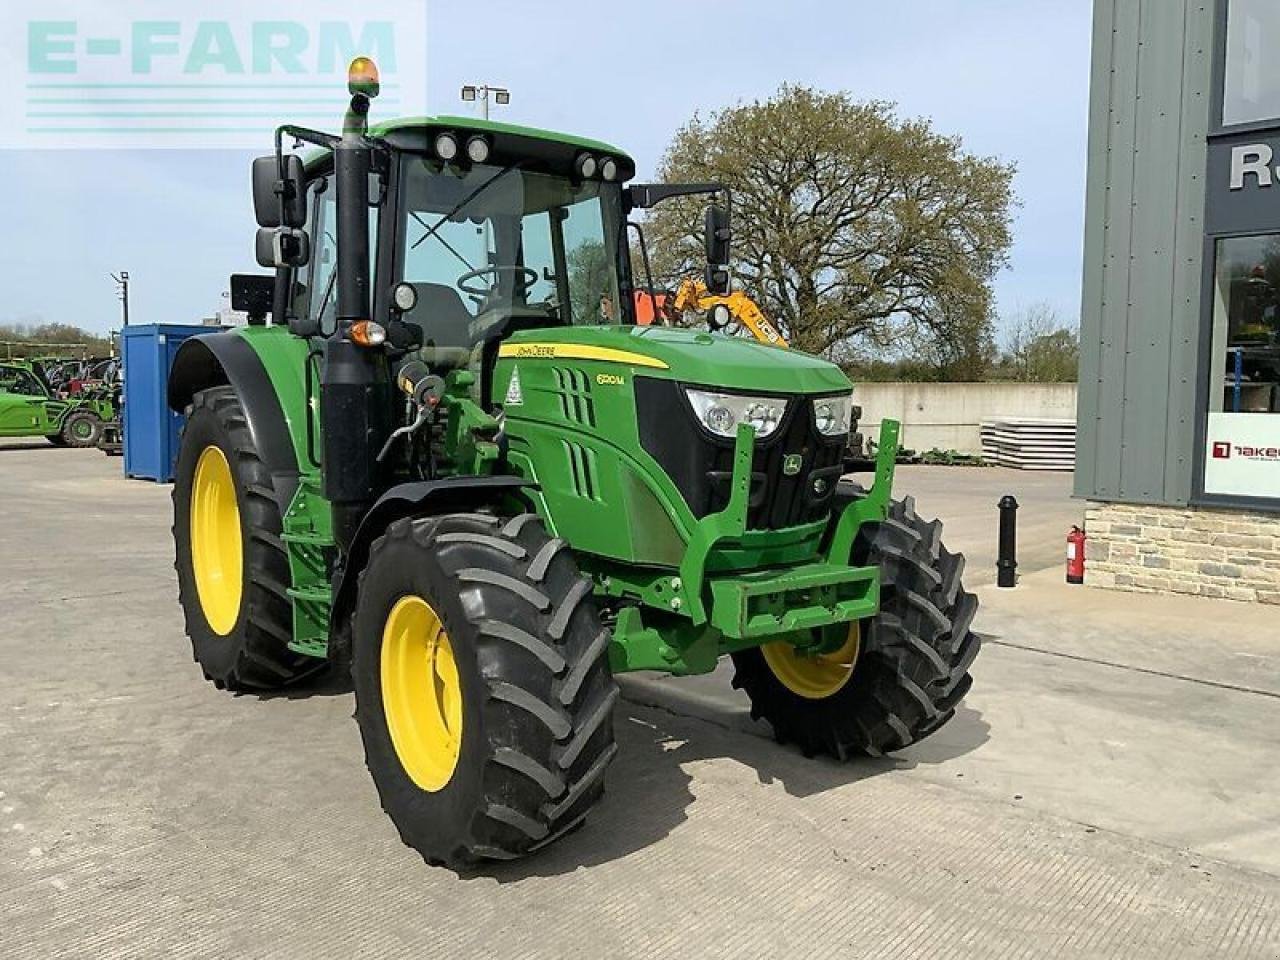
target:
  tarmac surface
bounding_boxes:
[1,439,1277,959]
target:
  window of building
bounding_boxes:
[1224,0,1280,126]
[1204,234,1280,498]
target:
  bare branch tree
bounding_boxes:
[999,302,1080,382]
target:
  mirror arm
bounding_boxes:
[626,181,724,210]
[271,125,340,226]
[270,268,290,327]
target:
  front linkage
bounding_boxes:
[605,420,902,676]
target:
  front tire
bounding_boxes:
[352,512,618,868]
[732,491,980,758]
[173,387,318,691]
[60,410,102,447]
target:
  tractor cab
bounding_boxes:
[250,64,729,404]
[259,114,642,378]
[391,142,632,360]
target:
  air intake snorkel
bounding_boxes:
[322,58,393,552]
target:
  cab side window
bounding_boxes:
[0,370,42,396]
[308,181,338,334]
[302,175,379,336]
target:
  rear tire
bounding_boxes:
[173,387,319,691]
[732,489,980,758]
[60,410,102,448]
[352,512,618,868]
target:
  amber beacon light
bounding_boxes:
[348,57,381,98]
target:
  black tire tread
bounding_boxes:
[60,409,104,448]
[354,511,618,868]
[172,386,318,691]
[732,486,980,758]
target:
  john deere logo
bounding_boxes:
[782,454,803,476]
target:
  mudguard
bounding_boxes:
[167,332,301,512]
[328,476,537,643]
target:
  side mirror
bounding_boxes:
[256,227,310,269]
[704,204,731,295]
[253,154,308,228]
[705,204,731,265]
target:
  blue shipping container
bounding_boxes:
[121,324,217,482]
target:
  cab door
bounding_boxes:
[0,368,54,435]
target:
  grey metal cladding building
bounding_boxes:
[1078,0,1280,603]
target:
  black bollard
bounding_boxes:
[997,495,1018,588]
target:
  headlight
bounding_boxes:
[685,389,788,439]
[434,132,459,161]
[813,395,852,436]
[465,135,490,164]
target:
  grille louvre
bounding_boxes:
[551,367,595,428]
[561,439,602,502]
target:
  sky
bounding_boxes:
[0,0,1093,342]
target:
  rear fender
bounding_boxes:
[167,332,301,512]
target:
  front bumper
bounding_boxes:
[707,560,879,640]
[683,417,901,634]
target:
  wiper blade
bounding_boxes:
[411,162,525,251]
[410,211,475,272]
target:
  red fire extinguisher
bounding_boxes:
[1066,526,1086,584]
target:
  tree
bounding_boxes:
[642,85,1016,361]
[998,302,1079,382]
[0,321,113,358]
[566,240,612,323]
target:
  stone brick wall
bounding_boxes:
[1085,503,1280,604]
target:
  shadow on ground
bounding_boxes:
[0,442,76,452]
[252,664,355,701]
[246,660,989,881]
[478,690,989,882]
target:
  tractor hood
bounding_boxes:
[500,325,851,395]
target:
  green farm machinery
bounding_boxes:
[0,359,115,447]
[168,59,979,867]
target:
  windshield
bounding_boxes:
[396,155,628,355]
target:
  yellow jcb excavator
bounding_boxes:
[670,279,790,348]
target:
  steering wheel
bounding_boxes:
[456,265,539,298]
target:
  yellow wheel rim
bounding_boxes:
[380,595,464,793]
[190,445,243,636]
[762,622,862,700]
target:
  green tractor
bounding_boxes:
[168,60,979,867]
[0,360,113,447]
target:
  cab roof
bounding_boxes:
[371,115,633,166]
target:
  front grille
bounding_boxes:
[635,378,845,530]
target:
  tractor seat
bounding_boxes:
[401,282,476,370]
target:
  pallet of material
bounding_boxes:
[979,418,1076,471]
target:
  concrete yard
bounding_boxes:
[2,440,1278,959]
